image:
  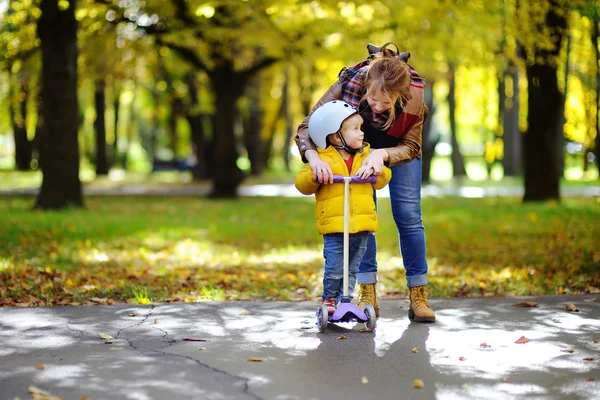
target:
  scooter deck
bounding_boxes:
[328,302,368,323]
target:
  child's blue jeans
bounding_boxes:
[322,231,369,301]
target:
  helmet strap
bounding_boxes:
[335,131,359,155]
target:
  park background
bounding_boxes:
[0,0,598,307]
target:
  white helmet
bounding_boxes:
[308,100,358,149]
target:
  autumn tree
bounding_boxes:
[512,0,569,201]
[35,0,83,209]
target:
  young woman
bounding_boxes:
[295,43,435,322]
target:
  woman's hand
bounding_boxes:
[356,149,387,179]
[306,149,333,184]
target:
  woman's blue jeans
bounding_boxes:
[322,232,369,301]
[357,158,429,288]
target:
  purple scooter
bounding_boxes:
[316,175,377,333]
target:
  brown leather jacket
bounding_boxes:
[295,73,427,166]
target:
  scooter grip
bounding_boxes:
[332,175,377,184]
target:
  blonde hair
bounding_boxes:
[341,113,363,131]
[362,48,412,130]
[328,113,363,145]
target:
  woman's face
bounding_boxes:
[366,92,392,114]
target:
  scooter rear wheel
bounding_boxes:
[364,304,377,331]
[317,303,328,333]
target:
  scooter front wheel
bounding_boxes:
[317,303,328,333]
[364,304,377,331]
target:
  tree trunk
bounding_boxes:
[113,83,120,164]
[593,12,600,176]
[95,78,109,175]
[121,83,136,170]
[184,72,209,180]
[10,73,33,170]
[556,34,570,178]
[35,0,83,209]
[244,74,264,176]
[524,64,562,201]
[421,80,438,183]
[522,0,567,202]
[209,68,245,198]
[502,62,522,176]
[150,87,160,161]
[168,97,183,158]
[448,64,467,177]
[282,68,293,172]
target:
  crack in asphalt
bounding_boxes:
[120,305,263,400]
[60,305,263,399]
[147,347,263,400]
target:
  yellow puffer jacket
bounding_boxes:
[295,144,391,235]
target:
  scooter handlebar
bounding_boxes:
[332,175,377,184]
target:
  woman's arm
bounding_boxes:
[384,104,426,166]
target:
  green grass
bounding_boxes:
[0,196,598,306]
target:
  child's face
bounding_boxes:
[340,115,364,150]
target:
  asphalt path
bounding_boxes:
[1,295,599,399]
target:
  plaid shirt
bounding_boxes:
[339,61,390,127]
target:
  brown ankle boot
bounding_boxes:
[409,286,435,322]
[357,283,379,317]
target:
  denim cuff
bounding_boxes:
[357,271,378,284]
[406,273,428,288]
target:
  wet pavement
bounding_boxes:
[1,295,599,399]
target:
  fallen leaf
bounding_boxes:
[361,376,369,384]
[337,335,347,340]
[564,304,579,312]
[412,348,419,353]
[28,385,61,400]
[480,342,491,348]
[593,339,598,344]
[128,313,137,317]
[583,357,594,361]
[153,318,158,324]
[359,327,374,333]
[560,348,575,353]
[240,311,250,315]
[584,297,597,302]
[109,347,124,351]
[515,336,531,344]
[501,377,509,383]
[413,379,425,388]
[552,318,561,323]
[36,364,45,370]
[247,357,263,362]
[198,347,207,351]
[98,332,114,343]
[89,297,107,303]
[587,378,596,382]
[513,302,538,307]
[183,338,209,342]
[98,332,113,340]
